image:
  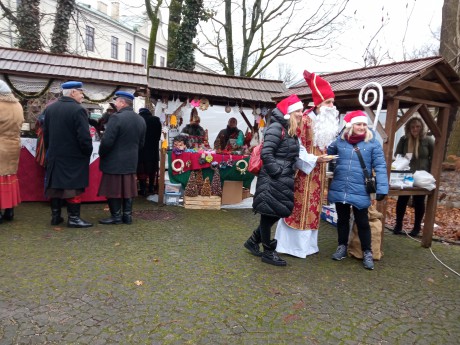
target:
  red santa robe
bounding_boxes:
[275,110,327,257]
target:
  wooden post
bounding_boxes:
[158,149,166,206]
[421,107,450,248]
[378,98,399,252]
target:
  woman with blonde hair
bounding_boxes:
[327,110,388,270]
[393,116,434,236]
[244,94,302,266]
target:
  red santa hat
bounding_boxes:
[303,70,335,106]
[276,94,303,119]
[343,110,368,128]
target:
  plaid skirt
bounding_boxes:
[98,173,137,198]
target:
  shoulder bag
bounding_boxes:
[353,144,376,194]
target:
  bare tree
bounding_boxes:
[196,0,349,77]
[0,0,41,50]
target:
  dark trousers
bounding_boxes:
[335,203,372,252]
[259,214,280,247]
[396,195,426,231]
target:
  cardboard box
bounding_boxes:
[221,181,243,205]
[321,205,337,226]
[242,188,251,199]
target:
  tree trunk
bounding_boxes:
[167,0,183,68]
[440,0,460,157]
[16,0,41,50]
[50,0,76,53]
[224,0,234,75]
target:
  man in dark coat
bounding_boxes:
[137,108,162,196]
[43,81,93,228]
[98,91,146,225]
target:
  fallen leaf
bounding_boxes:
[114,242,120,246]
[134,280,144,286]
[53,227,63,231]
[427,277,434,283]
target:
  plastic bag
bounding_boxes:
[413,170,436,190]
[392,154,411,170]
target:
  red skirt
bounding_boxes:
[0,174,21,209]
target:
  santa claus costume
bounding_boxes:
[275,70,338,258]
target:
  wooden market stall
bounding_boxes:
[274,57,460,248]
[147,66,288,205]
[0,46,148,202]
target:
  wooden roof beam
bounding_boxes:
[393,95,451,108]
[395,104,422,131]
[434,68,460,103]
[407,79,448,94]
[419,105,442,139]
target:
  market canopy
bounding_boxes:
[147,66,287,107]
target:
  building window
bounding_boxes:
[86,26,95,52]
[160,56,165,67]
[154,54,157,66]
[111,36,118,59]
[125,42,132,62]
[141,48,147,68]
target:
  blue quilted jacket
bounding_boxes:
[327,132,389,209]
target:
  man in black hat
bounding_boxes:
[43,81,94,228]
[98,91,146,225]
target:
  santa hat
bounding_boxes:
[303,70,335,106]
[276,94,303,119]
[343,110,368,128]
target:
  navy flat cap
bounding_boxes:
[61,81,83,89]
[113,91,135,100]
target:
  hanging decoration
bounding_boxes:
[170,114,178,127]
[235,159,248,175]
[190,97,200,108]
[199,98,210,111]
[4,75,54,100]
[225,104,232,113]
[171,159,185,173]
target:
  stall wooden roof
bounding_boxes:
[275,56,460,111]
[148,66,287,106]
[0,46,147,88]
[276,56,460,249]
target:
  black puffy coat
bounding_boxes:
[252,108,299,218]
[43,96,93,189]
[99,107,146,174]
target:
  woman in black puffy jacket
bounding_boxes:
[244,95,302,266]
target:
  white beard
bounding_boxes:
[313,106,340,150]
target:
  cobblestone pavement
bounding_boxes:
[1,199,459,345]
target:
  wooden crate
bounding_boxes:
[184,195,221,210]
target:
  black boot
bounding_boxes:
[99,198,123,225]
[138,180,147,197]
[244,227,262,257]
[67,203,93,228]
[410,201,424,237]
[122,198,133,224]
[50,198,64,225]
[0,211,2,224]
[3,208,14,221]
[261,241,286,266]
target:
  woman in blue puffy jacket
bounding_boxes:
[327,110,389,270]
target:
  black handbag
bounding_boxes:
[353,144,376,194]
